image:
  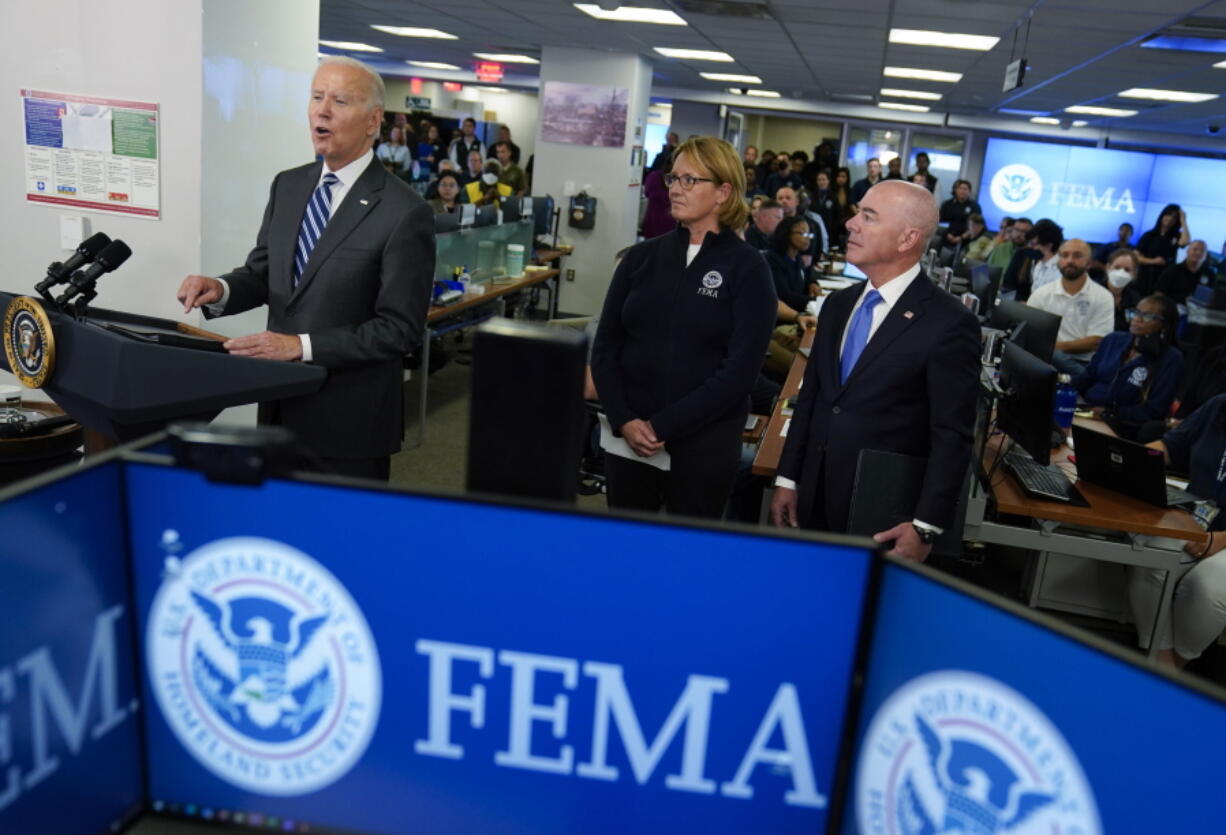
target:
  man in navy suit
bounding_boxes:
[770,180,980,561]
[177,57,435,480]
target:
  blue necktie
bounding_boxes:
[840,288,883,384]
[293,172,340,287]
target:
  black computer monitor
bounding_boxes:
[971,263,1001,318]
[530,194,555,236]
[997,340,1057,465]
[434,211,460,234]
[473,204,498,227]
[501,195,523,222]
[990,299,1061,365]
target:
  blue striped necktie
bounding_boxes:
[840,288,883,384]
[293,172,340,287]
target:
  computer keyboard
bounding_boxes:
[1003,452,1074,503]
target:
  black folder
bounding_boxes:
[848,449,968,556]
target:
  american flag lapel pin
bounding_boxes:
[903,310,914,319]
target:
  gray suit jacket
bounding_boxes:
[214,156,435,459]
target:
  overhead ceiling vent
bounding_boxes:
[830,92,875,103]
[673,1,774,20]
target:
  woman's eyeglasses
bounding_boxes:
[1125,309,1164,323]
[664,173,715,190]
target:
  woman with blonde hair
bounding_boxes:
[592,136,777,518]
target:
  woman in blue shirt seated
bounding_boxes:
[762,215,820,380]
[1072,294,1182,440]
[1129,393,1226,669]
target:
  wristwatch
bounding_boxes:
[912,524,938,546]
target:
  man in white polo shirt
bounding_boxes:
[1027,238,1115,375]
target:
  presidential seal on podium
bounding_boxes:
[4,296,56,388]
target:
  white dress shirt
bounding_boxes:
[211,149,375,362]
[775,262,943,535]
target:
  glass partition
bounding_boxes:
[434,218,535,283]
[845,126,903,184]
[908,131,967,197]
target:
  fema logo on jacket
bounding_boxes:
[855,671,1100,835]
[146,535,381,794]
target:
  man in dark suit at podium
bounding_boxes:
[770,180,979,561]
[177,57,435,480]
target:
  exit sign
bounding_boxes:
[474,61,504,82]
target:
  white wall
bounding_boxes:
[0,0,318,412]
[533,47,653,316]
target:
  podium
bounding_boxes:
[0,292,325,441]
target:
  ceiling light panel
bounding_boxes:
[700,72,762,83]
[654,47,734,61]
[473,53,540,64]
[573,4,687,25]
[883,66,963,83]
[1065,105,1138,117]
[407,61,460,70]
[889,29,1000,51]
[319,40,383,53]
[1029,117,1060,125]
[371,25,457,39]
[1118,87,1218,103]
[878,102,930,112]
[880,87,943,101]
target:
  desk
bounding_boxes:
[752,326,815,478]
[966,429,1204,658]
[414,268,559,446]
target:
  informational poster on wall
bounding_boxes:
[21,88,161,219]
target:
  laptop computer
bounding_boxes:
[1071,424,1199,509]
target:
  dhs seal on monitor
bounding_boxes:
[146,536,381,795]
[989,163,1044,214]
[3,296,56,388]
[855,671,1100,835]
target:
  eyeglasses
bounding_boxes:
[664,173,715,190]
[791,230,814,238]
[1125,309,1164,323]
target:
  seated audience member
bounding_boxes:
[1027,238,1114,375]
[463,160,513,207]
[962,213,994,263]
[1102,248,1144,331]
[755,149,777,185]
[774,186,800,218]
[1093,222,1134,268]
[376,126,410,176]
[909,172,928,186]
[989,217,1031,270]
[460,148,484,187]
[745,199,783,250]
[428,170,462,214]
[1003,218,1061,300]
[796,189,829,255]
[1156,239,1213,306]
[1129,393,1226,670]
[743,144,759,167]
[939,180,982,246]
[763,216,819,380]
[1072,294,1182,439]
[744,164,767,200]
[850,158,882,207]
[884,156,904,180]
[1136,203,1190,295]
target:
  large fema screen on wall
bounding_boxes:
[978,137,1226,249]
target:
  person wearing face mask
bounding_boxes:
[1072,294,1183,440]
[463,159,512,207]
[1102,248,1143,331]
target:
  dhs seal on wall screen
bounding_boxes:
[989,163,1043,214]
[855,671,1100,835]
[146,536,381,795]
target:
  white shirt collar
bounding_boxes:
[859,262,921,308]
[320,148,373,188]
[1052,276,1092,298]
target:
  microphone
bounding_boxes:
[55,240,132,306]
[35,232,112,296]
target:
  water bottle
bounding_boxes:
[458,264,471,294]
[1054,374,1076,431]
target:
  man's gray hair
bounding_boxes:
[316,55,386,111]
